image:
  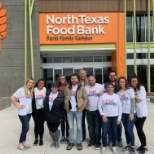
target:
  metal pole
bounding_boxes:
[24,0,27,81]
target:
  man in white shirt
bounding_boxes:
[85,76,103,150]
[64,73,88,151]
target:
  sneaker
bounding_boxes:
[87,143,94,148]
[139,148,148,154]
[17,146,27,151]
[117,141,123,147]
[107,140,112,146]
[77,143,83,150]
[39,140,43,146]
[66,143,74,150]
[60,136,65,144]
[55,142,60,149]
[112,147,117,154]
[65,137,69,144]
[101,147,106,154]
[137,145,144,152]
[122,145,131,152]
[129,147,136,154]
[33,139,38,146]
[50,141,55,148]
[95,144,100,150]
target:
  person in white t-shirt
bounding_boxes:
[44,82,65,149]
[85,76,103,150]
[98,83,122,154]
[64,73,88,151]
[32,79,46,146]
[10,77,34,151]
[130,75,148,154]
[117,76,136,154]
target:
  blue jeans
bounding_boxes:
[67,111,82,143]
[87,110,101,145]
[122,113,136,146]
[108,123,122,142]
[18,114,31,143]
[102,116,118,147]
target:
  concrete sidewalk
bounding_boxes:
[0,99,154,154]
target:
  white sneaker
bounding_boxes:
[101,147,106,154]
[112,147,117,154]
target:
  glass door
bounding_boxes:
[94,68,103,84]
[63,68,73,84]
[54,69,62,81]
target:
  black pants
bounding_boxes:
[61,111,69,137]
[82,109,86,140]
[135,117,147,146]
[32,108,45,140]
[47,122,61,133]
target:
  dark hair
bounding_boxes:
[107,83,115,88]
[34,79,45,88]
[117,76,130,91]
[108,70,116,76]
[129,74,141,91]
[70,73,80,80]
[56,74,68,87]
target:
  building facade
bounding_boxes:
[0,0,154,98]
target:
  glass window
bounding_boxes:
[137,65,147,90]
[53,57,62,63]
[83,67,93,77]
[151,65,154,91]
[103,56,111,62]
[63,57,73,63]
[137,53,147,59]
[44,69,53,90]
[74,57,82,62]
[94,56,102,62]
[46,57,53,63]
[150,53,154,58]
[83,56,93,62]
[136,15,145,42]
[63,68,73,84]
[145,15,153,42]
[127,53,134,59]
[95,68,102,84]
[127,16,133,42]
[54,69,62,81]
[127,65,134,80]
[103,67,111,83]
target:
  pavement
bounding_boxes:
[0,98,154,154]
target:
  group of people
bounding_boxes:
[10,69,148,154]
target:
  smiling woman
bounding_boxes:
[10,77,34,151]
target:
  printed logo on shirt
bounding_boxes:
[119,94,129,102]
[105,99,117,106]
[27,92,32,99]
[71,90,76,96]
[49,96,55,103]
[35,94,45,100]
[88,90,98,97]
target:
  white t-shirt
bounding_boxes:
[13,87,32,116]
[135,86,148,117]
[85,83,103,111]
[117,88,135,114]
[70,85,78,111]
[34,87,46,109]
[49,92,58,111]
[98,93,122,120]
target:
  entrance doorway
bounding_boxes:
[42,55,112,85]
